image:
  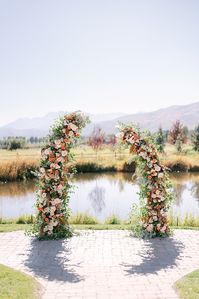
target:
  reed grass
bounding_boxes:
[0,159,39,182]
[169,212,199,227]
[1,145,199,182]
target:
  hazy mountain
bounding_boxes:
[0,112,126,138]
[83,101,199,135]
[0,102,199,138]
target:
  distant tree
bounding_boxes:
[88,127,105,154]
[168,120,187,145]
[155,127,165,152]
[183,126,189,139]
[8,138,26,150]
[175,136,183,153]
[164,129,169,141]
[29,136,35,144]
[191,124,199,151]
[108,134,117,147]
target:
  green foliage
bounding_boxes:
[69,213,99,224]
[16,215,34,224]
[191,124,199,151]
[154,127,165,152]
[0,137,27,150]
[175,137,183,153]
[105,215,121,224]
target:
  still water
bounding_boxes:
[0,172,199,221]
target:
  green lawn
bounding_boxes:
[0,224,31,233]
[0,264,40,299]
[0,223,199,233]
[175,269,199,299]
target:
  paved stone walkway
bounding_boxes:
[0,230,199,299]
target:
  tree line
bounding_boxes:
[0,120,199,152]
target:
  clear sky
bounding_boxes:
[0,0,199,125]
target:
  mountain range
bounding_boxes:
[0,102,199,138]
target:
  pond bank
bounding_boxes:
[0,157,199,182]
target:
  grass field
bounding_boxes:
[175,269,199,299]
[0,264,41,299]
[0,144,199,181]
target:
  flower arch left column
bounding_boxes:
[30,112,89,239]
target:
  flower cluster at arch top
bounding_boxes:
[31,112,89,239]
[118,125,173,238]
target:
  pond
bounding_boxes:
[0,172,199,222]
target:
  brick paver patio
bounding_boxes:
[0,230,199,299]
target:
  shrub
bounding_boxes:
[191,124,199,151]
[69,213,99,224]
[105,215,121,224]
[16,215,35,224]
[122,161,136,173]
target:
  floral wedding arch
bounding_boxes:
[30,112,172,239]
[118,125,172,238]
[30,112,89,239]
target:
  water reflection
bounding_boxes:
[0,181,36,197]
[0,172,199,221]
[172,184,187,206]
[191,183,199,201]
[88,183,106,213]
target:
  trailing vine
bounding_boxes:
[29,112,89,239]
[118,125,173,238]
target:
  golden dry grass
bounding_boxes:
[0,144,199,181]
[0,159,39,181]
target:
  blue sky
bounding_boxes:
[0,0,199,125]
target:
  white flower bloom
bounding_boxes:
[69,123,78,131]
[127,137,135,144]
[41,192,47,198]
[50,206,56,216]
[146,224,153,232]
[52,220,58,227]
[116,132,124,139]
[44,207,50,213]
[54,139,62,148]
[56,157,63,163]
[51,198,61,205]
[57,184,64,190]
[62,150,67,157]
[158,173,164,178]
[160,225,167,233]
[155,165,161,172]
[44,148,51,156]
[40,167,45,173]
[68,131,74,137]
[43,226,49,232]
